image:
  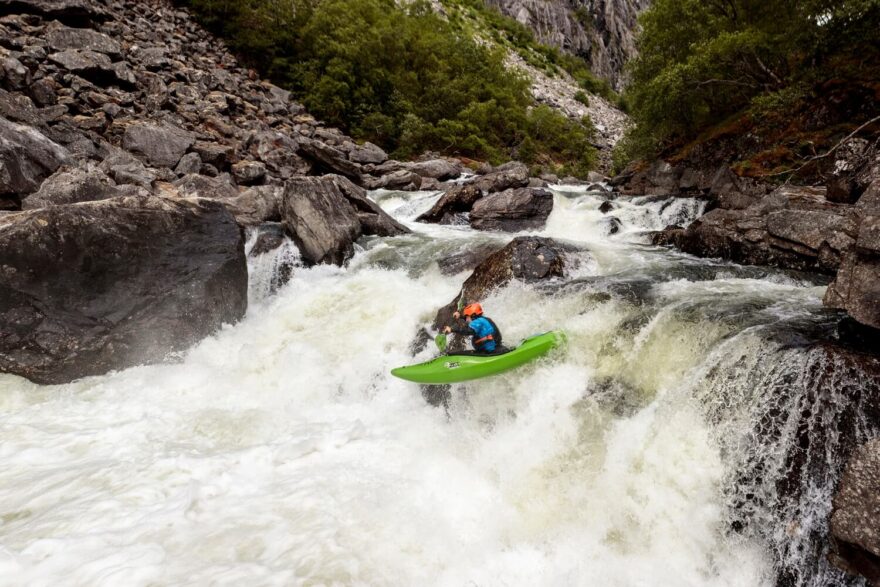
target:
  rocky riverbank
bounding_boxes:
[0,0,559,384]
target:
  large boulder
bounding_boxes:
[280,176,363,265]
[416,184,482,224]
[280,175,409,265]
[0,196,247,384]
[824,182,880,329]
[653,188,855,274]
[122,122,195,168]
[296,137,362,179]
[829,438,880,584]
[45,22,122,57]
[433,236,576,334]
[0,0,108,23]
[324,174,409,237]
[471,161,530,193]
[403,158,462,181]
[469,187,554,231]
[21,166,123,209]
[48,50,133,87]
[0,116,71,202]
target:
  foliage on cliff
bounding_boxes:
[617,0,880,174]
[177,0,596,175]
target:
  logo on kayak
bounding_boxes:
[444,361,460,369]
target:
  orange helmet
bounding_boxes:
[462,303,483,318]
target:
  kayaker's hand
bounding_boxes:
[453,311,460,319]
[443,326,452,334]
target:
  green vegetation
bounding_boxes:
[621,0,880,166]
[178,0,599,175]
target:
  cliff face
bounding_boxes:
[484,0,649,89]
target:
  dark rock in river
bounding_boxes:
[437,242,505,276]
[433,236,577,340]
[471,161,530,193]
[416,184,482,224]
[829,437,880,585]
[470,187,554,232]
[0,196,247,384]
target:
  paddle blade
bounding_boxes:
[434,333,447,353]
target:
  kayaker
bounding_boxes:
[442,303,504,355]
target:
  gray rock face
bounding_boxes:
[652,186,856,274]
[0,0,108,23]
[172,173,238,200]
[472,161,530,192]
[45,22,122,57]
[231,160,267,185]
[403,158,462,180]
[0,196,247,384]
[21,166,121,209]
[0,116,71,199]
[280,174,409,265]
[346,141,387,165]
[470,187,554,231]
[281,176,362,265]
[416,184,483,224]
[829,438,880,584]
[485,0,649,89]
[122,122,194,168]
[433,236,579,340]
[824,181,880,330]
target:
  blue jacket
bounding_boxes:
[459,316,497,352]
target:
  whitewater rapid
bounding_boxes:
[0,186,850,586]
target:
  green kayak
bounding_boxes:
[391,331,566,384]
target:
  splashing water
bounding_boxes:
[0,187,872,586]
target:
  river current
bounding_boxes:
[0,185,870,586]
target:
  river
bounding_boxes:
[0,185,871,586]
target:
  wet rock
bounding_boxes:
[433,236,577,332]
[0,115,71,199]
[470,187,554,231]
[0,196,247,384]
[249,224,286,256]
[603,216,622,235]
[280,175,362,265]
[416,184,482,224]
[824,207,880,329]
[20,166,121,209]
[122,122,194,168]
[829,438,880,584]
[437,242,504,276]
[326,174,409,237]
[599,200,614,214]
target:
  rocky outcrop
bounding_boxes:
[20,165,134,209]
[0,116,70,207]
[433,236,578,336]
[829,438,880,584]
[416,161,545,228]
[653,187,856,274]
[824,181,880,330]
[0,196,247,384]
[470,187,554,231]
[485,0,649,90]
[281,175,408,265]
